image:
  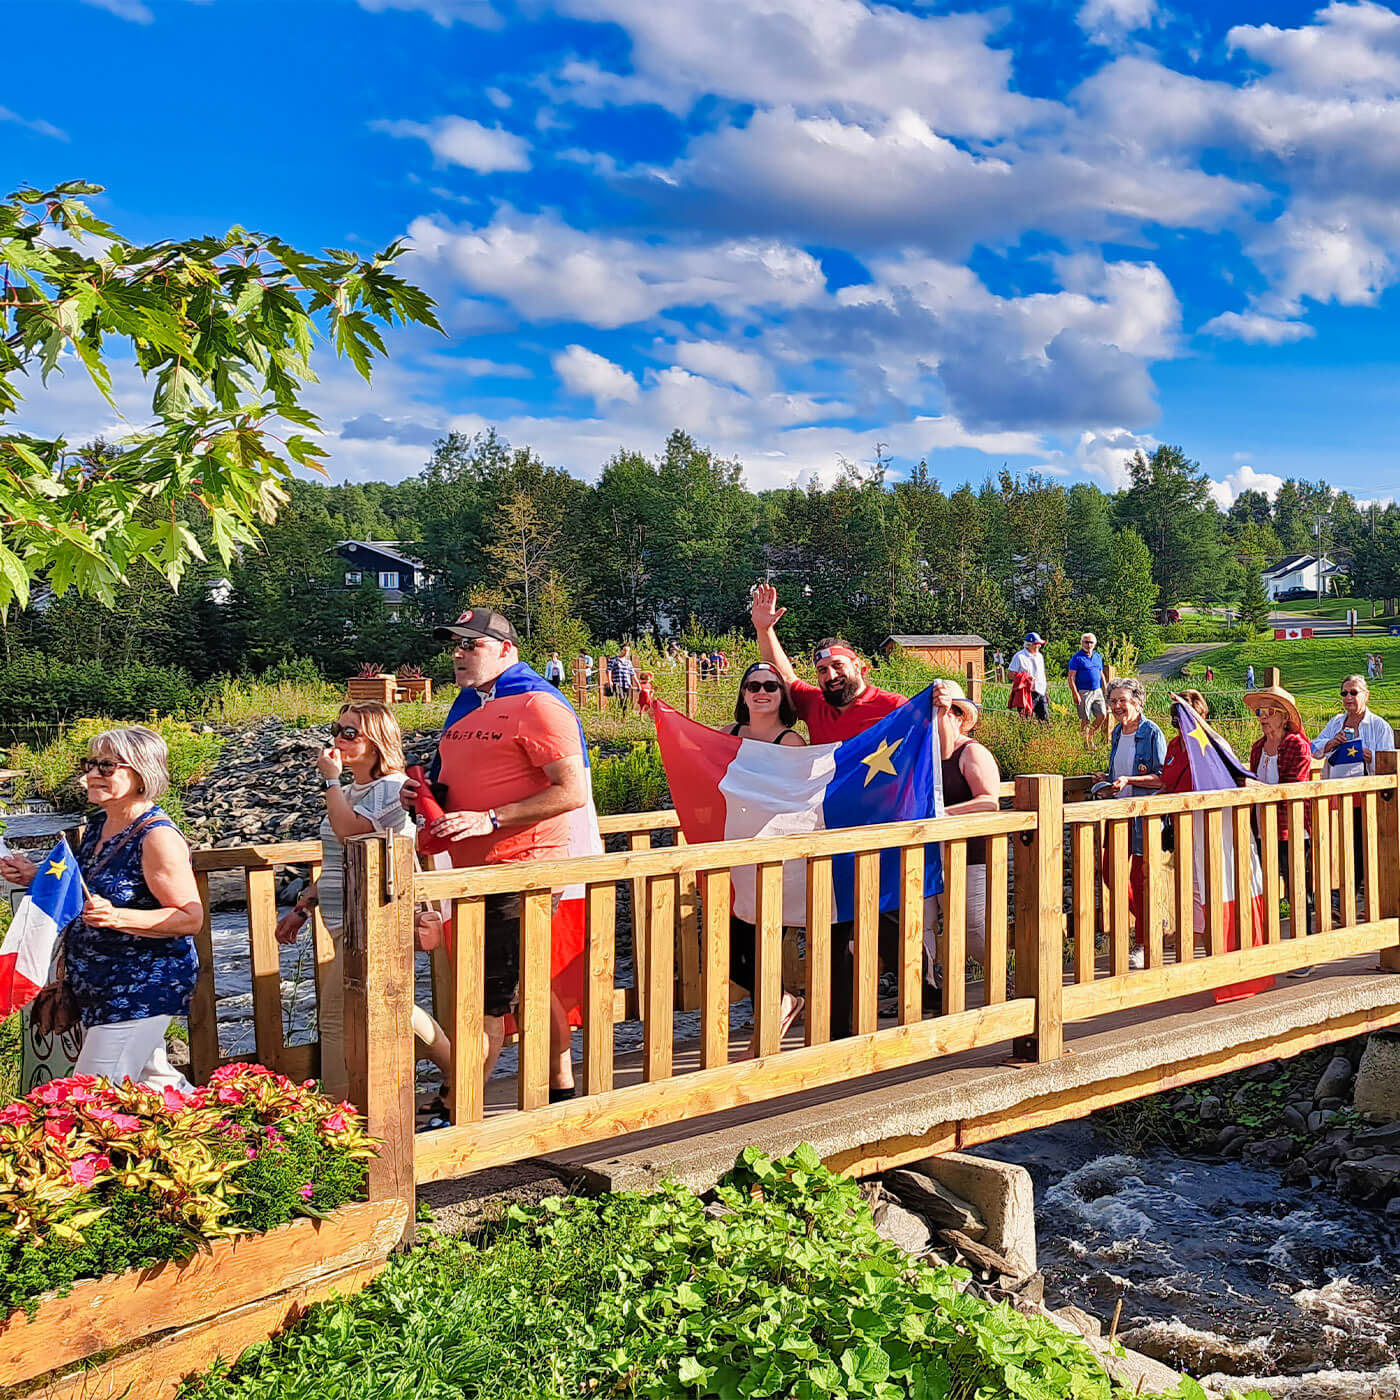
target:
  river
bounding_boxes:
[982,1122,1400,1396]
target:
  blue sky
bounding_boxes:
[7,0,1400,503]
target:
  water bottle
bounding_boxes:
[404,763,452,855]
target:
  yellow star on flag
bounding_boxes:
[1186,722,1210,753]
[46,857,68,880]
[861,736,903,787]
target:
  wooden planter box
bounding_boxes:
[397,677,432,702]
[1,1197,409,1400]
[346,675,397,705]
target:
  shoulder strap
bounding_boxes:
[86,807,168,883]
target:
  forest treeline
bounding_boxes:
[2,427,1387,682]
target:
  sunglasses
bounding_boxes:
[1255,706,1281,718]
[79,758,127,777]
[744,680,782,694]
[1341,689,1363,697]
[330,722,361,740]
[453,638,490,652]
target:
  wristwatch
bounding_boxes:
[488,809,500,830]
[323,778,340,790]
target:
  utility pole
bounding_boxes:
[1314,513,1328,600]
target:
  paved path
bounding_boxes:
[1138,642,1230,679]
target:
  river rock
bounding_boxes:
[1197,1094,1223,1123]
[1387,1196,1400,1217]
[884,1169,986,1239]
[1354,1031,1400,1121]
[1353,1121,1400,1150]
[1312,1054,1354,1104]
[1056,1305,1102,1337]
[1282,1105,1309,1134]
[1242,1135,1294,1166]
[1333,1152,1400,1203]
[1214,1124,1250,1153]
[1306,1110,1326,1133]
[871,1199,932,1255]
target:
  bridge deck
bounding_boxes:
[509,953,1400,1191]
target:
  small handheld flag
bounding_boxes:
[0,838,86,1018]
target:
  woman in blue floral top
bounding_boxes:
[0,726,202,1089]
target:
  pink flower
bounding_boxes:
[162,1086,189,1112]
[215,1087,246,1106]
[111,1112,141,1131]
[321,1112,348,1133]
[69,1153,111,1186]
[245,1147,258,1159]
[44,1114,76,1139]
[0,1103,33,1125]
[32,1082,69,1105]
[298,1184,314,1200]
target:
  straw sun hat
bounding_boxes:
[1243,684,1303,734]
[938,679,980,726]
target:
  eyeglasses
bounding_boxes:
[1255,706,1281,718]
[1341,689,1363,697]
[330,723,361,741]
[744,680,781,694]
[79,758,126,777]
[453,638,487,652]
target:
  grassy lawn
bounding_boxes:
[1270,595,1394,624]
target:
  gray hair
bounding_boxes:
[1081,632,1097,646]
[1341,673,1368,695]
[88,725,170,801]
[1106,677,1146,708]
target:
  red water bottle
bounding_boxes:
[405,764,452,855]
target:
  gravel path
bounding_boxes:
[1137,642,1230,680]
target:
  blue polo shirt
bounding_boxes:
[1067,648,1104,694]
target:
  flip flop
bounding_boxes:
[779,994,805,1039]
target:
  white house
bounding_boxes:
[1261,553,1342,600]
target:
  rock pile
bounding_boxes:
[181,719,440,850]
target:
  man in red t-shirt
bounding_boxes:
[749,584,923,1034]
[749,584,904,742]
[403,608,588,1099]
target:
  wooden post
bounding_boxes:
[685,654,699,719]
[573,657,587,712]
[343,832,416,1240]
[595,663,605,712]
[1012,774,1064,1062]
[964,661,983,708]
[1375,752,1400,972]
[1262,666,1281,688]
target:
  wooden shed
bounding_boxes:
[882,634,988,681]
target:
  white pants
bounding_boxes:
[923,864,989,969]
[76,1015,193,1092]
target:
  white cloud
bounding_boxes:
[404,211,826,329]
[485,87,512,109]
[456,357,533,379]
[357,0,501,28]
[1076,0,1157,47]
[80,0,153,20]
[1208,464,1286,509]
[552,346,640,405]
[1062,428,1157,490]
[0,106,67,141]
[667,340,774,396]
[371,115,530,173]
[1198,310,1315,343]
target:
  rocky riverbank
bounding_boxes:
[1099,1030,1400,1217]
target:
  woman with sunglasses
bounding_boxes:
[717,662,806,1055]
[275,702,450,1099]
[0,727,201,1090]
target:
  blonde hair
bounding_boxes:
[338,702,405,778]
[89,726,170,801]
[1180,688,1210,720]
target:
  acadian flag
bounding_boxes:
[0,839,85,1018]
[430,662,602,1030]
[653,689,943,924]
[1173,699,1273,1003]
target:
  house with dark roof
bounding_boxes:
[1261,554,1342,600]
[334,541,428,621]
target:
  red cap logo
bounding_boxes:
[456,609,473,624]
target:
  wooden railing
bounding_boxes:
[190,758,1400,1208]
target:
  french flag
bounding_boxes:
[432,663,600,1028]
[653,689,943,923]
[0,838,85,1018]
[1174,700,1272,1002]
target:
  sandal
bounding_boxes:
[779,993,805,1039]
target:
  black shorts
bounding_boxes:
[482,891,560,1018]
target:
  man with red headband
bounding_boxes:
[749,585,905,743]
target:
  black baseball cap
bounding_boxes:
[433,607,519,645]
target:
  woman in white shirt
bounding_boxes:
[275,701,449,1101]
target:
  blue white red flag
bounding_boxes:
[0,838,85,1018]
[653,689,943,924]
[1172,699,1272,1002]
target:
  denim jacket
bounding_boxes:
[1108,717,1167,856]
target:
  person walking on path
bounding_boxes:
[544,651,566,687]
[749,583,904,743]
[1246,664,1256,689]
[609,644,637,714]
[403,607,592,1101]
[1067,632,1108,746]
[1009,632,1049,723]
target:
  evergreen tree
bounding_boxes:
[1115,446,1226,608]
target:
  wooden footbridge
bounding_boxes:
[184,757,1400,1222]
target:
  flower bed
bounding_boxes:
[0,1063,378,1322]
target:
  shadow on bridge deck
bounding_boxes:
[509,954,1400,1192]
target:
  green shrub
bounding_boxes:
[592,741,669,815]
[0,655,201,723]
[255,657,324,687]
[181,1146,1232,1400]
